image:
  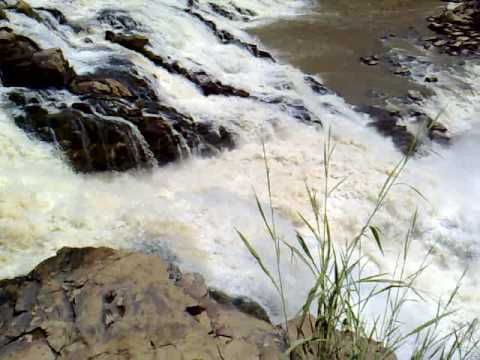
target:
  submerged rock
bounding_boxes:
[0,247,286,359]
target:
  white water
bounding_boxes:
[1,0,479,356]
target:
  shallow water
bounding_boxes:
[251,0,457,106]
[0,1,479,357]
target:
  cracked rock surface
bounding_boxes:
[0,247,285,359]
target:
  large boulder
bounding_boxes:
[0,247,286,359]
[10,66,235,172]
[15,104,154,172]
[0,28,75,88]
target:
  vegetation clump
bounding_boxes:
[238,130,479,359]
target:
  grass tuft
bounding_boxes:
[238,128,478,359]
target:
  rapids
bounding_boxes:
[0,0,479,357]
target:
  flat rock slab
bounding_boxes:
[0,247,285,359]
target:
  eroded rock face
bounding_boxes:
[0,247,286,360]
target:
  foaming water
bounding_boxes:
[0,0,479,356]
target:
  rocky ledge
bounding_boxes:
[0,1,260,173]
[0,247,396,360]
[0,247,285,359]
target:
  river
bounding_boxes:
[0,0,479,357]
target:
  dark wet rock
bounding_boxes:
[209,2,237,20]
[208,2,255,22]
[426,117,451,144]
[264,96,321,125]
[208,288,271,324]
[305,75,331,95]
[105,30,250,98]
[0,29,75,88]
[8,62,237,172]
[360,55,379,66]
[425,75,439,83]
[97,9,143,32]
[360,105,416,153]
[186,10,275,61]
[0,247,286,359]
[0,13,244,173]
[187,0,199,9]
[8,91,26,106]
[15,105,152,172]
[36,7,67,24]
[230,2,257,18]
[393,67,411,76]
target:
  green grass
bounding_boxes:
[237,128,479,359]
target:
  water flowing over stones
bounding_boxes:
[185,8,275,61]
[105,30,251,97]
[0,0,320,173]
[0,2,478,358]
[0,3,243,172]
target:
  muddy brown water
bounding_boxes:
[251,0,446,107]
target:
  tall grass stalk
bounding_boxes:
[237,129,478,359]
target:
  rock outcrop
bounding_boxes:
[0,22,235,172]
[0,247,286,360]
[0,1,327,173]
[0,27,75,88]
